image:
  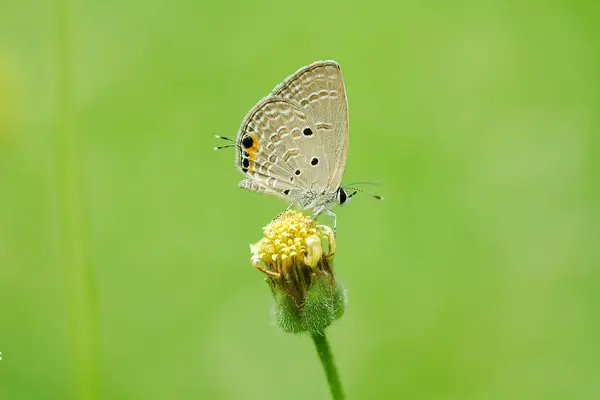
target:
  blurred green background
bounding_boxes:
[1,0,599,398]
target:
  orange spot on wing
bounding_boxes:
[246,133,260,171]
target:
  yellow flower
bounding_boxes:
[250,211,344,333]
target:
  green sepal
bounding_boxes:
[332,280,346,320]
[302,274,335,334]
[273,288,304,333]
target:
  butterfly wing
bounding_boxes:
[271,61,349,193]
[235,96,323,202]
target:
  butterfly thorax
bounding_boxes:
[297,189,338,211]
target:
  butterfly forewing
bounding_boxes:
[236,97,317,201]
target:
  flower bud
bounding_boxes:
[250,211,345,334]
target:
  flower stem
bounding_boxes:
[55,0,101,398]
[311,332,344,399]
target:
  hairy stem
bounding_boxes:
[312,332,344,399]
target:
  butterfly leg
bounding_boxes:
[308,207,324,227]
[272,201,299,221]
[309,207,337,236]
[324,209,337,236]
[285,200,298,212]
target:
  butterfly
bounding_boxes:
[215,61,382,232]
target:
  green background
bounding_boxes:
[1,0,599,398]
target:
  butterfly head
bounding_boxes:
[336,187,352,205]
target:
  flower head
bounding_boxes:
[250,211,345,333]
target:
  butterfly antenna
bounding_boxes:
[345,187,384,201]
[344,180,382,186]
[214,135,239,151]
[215,135,236,142]
[213,144,237,150]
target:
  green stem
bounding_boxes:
[311,332,344,400]
[55,0,100,398]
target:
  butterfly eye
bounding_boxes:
[338,188,348,204]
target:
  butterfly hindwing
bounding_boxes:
[235,97,328,202]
